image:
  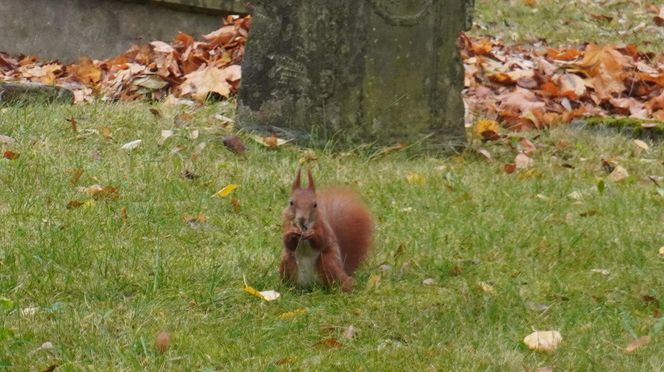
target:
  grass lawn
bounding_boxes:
[473,0,664,53]
[0,102,662,370]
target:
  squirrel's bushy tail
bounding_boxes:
[318,187,374,275]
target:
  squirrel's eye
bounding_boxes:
[289,200,294,206]
[313,202,318,208]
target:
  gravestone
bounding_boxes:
[238,0,474,152]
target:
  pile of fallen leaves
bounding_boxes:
[461,32,664,131]
[0,15,249,104]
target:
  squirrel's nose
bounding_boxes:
[298,217,307,230]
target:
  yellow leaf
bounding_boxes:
[659,246,664,258]
[279,308,307,320]
[243,284,265,300]
[472,119,500,139]
[214,184,238,198]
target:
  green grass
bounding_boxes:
[0,102,662,370]
[473,0,664,53]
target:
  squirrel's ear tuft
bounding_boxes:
[307,169,315,191]
[292,168,302,190]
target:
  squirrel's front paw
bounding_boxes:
[341,277,354,293]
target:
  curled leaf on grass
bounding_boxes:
[633,139,650,152]
[120,139,142,151]
[658,246,664,258]
[242,276,280,301]
[315,337,343,348]
[213,184,238,198]
[523,330,562,352]
[251,134,291,149]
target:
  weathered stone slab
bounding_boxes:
[0,0,232,62]
[0,82,74,104]
[238,0,474,151]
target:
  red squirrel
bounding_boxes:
[279,169,374,292]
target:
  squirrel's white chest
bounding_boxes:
[294,240,320,287]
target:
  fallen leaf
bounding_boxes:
[251,134,291,149]
[625,335,650,353]
[120,139,142,151]
[315,337,343,348]
[422,278,436,286]
[99,126,112,139]
[189,129,199,140]
[158,130,173,146]
[279,308,307,320]
[260,290,281,301]
[3,151,19,160]
[222,136,246,155]
[658,246,664,258]
[214,184,238,198]
[299,150,318,165]
[78,184,119,200]
[590,268,610,276]
[179,64,241,101]
[479,281,496,294]
[155,330,170,353]
[230,197,241,213]
[523,330,562,352]
[473,119,500,139]
[633,139,650,152]
[66,200,84,210]
[70,168,83,186]
[607,165,629,182]
[503,163,517,174]
[149,108,162,118]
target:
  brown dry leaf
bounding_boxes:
[155,330,170,353]
[70,168,84,186]
[655,7,664,26]
[66,200,84,210]
[149,108,162,118]
[3,151,20,160]
[222,135,246,155]
[625,335,650,353]
[179,64,241,101]
[72,57,102,86]
[79,184,119,200]
[504,163,517,174]
[523,330,563,352]
[251,134,290,149]
[498,87,545,114]
[575,44,628,99]
[315,337,344,348]
[230,197,241,213]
